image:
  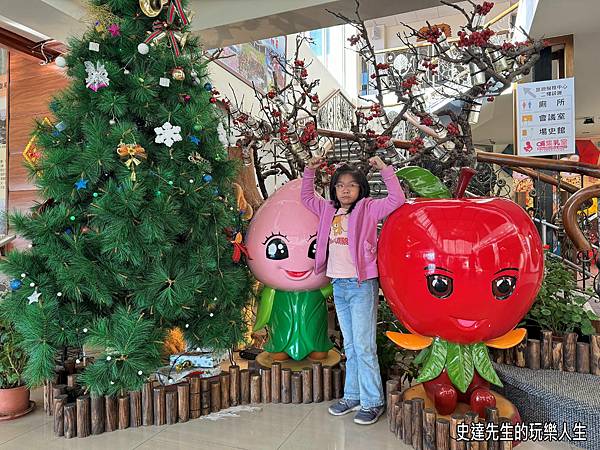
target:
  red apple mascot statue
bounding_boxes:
[378,167,544,418]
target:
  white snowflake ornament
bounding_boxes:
[84,61,109,92]
[154,122,182,147]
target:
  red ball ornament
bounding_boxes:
[209,97,217,103]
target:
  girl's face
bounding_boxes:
[334,174,360,209]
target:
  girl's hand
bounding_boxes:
[368,156,387,171]
[307,156,324,170]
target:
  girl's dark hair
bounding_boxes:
[329,164,370,213]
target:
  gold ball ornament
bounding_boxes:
[171,66,185,81]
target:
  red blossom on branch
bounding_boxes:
[475,2,495,16]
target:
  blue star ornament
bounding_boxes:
[75,178,89,190]
[188,135,201,145]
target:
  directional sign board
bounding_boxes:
[515,77,575,157]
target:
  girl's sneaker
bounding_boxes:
[353,405,385,425]
[328,399,360,416]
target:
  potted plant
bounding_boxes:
[524,253,599,339]
[377,300,419,386]
[0,316,32,419]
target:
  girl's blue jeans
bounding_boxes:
[331,277,384,408]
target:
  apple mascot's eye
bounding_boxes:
[266,238,289,260]
[426,274,453,299]
[307,239,317,259]
[492,276,516,300]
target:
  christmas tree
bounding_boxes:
[0,0,251,396]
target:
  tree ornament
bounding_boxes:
[57,292,62,297]
[178,93,191,104]
[27,289,41,305]
[154,122,182,147]
[21,273,26,278]
[55,56,67,68]
[159,77,170,87]
[84,61,109,92]
[188,151,212,172]
[137,43,150,55]
[69,216,76,221]
[171,66,185,81]
[203,82,212,91]
[192,123,202,132]
[107,23,121,37]
[88,42,100,52]
[203,175,212,183]
[117,143,147,181]
[10,279,22,290]
[75,178,89,190]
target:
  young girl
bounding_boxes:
[301,155,405,425]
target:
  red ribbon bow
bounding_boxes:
[143,0,189,57]
[231,232,251,263]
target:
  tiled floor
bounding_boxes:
[0,389,585,450]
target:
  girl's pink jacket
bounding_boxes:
[301,166,405,282]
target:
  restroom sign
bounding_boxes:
[515,77,575,156]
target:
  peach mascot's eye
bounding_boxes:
[426,274,453,299]
[265,237,289,260]
[307,239,317,259]
[492,276,516,300]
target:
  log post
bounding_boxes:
[332,367,342,399]
[52,384,67,401]
[67,374,78,388]
[142,381,153,426]
[129,391,142,428]
[436,418,450,450]
[261,368,272,403]
[241,369,251,405]
[220,372,230,409]
[76,395,91,438]
[402,400,413,446]
[423,408,436,450]
[552,341,563,370]
[500,417,513,450]
[177,382,189,423]
[44,380,54,415]
[526,339,540,370]
[322,366,332,401]
[302,367,313,404]
[312,362,323,403]
[291,373,302,404]
[250,374,262,404]
[166,389,178,425]
[64,403,77,439]
[576,342,590,373]
[486,407,499,450]
[412,398,424,450]
[118,395,129,430]
[514,330,527,368]
[541,330,552,369]
[210,381,221,412]
[563,332,577,372]
[389,391,401,432]
[591,334,600,375]
[105,396,118,432]
[53,394,67,436]
[89,394,104,436]
[464,412,479,450]
[198,378,209,417]
[503,347,514,366]
[281,368,292,404]
[230,365,241,406]
[271,363,281,404]
[153,386,166,426]
[394,404,403,440]
[491,348,504,364]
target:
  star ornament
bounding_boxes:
[28,289,41,305]
[75,178,89,190]
[188,135,200,145]
[107,23,120,37]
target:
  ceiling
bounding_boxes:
[0,0,460,49]
[472,0,600,145]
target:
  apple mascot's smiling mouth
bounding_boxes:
[451,317,489,330]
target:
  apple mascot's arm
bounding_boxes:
[385,167,529,393]
[253,286,275,331]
